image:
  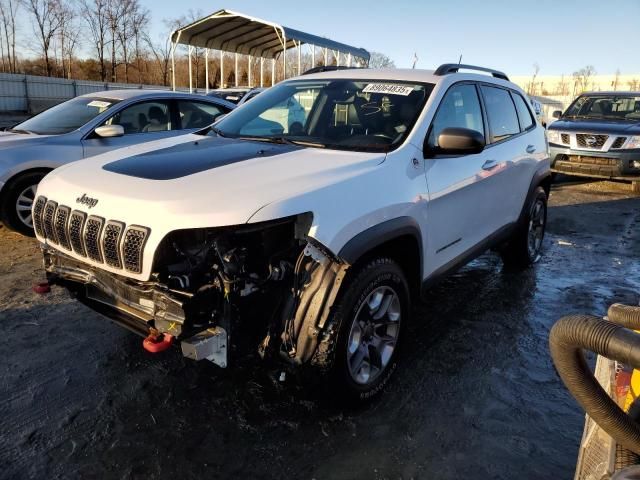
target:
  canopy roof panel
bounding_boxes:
[170,9,370,61]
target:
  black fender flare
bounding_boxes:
[337,216,423,278]
[517,168,552,224]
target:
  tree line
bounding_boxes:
[0,1,396,89]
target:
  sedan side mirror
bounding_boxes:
[430,127,485,156]
[94,124,124,138]
[552,110,563,119]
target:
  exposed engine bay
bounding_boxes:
[43,213,349,369]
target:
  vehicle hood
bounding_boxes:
[548,118,640,135]
[0,131,53,149]
[37,133,385,230]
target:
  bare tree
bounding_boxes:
[80,0,108,81]
[22,0,64,76]
[628,78,640,91]
[56,0,79,78]
[368,51,395,68]
[528,62,540,95]
[105,0,126,82]
[0,0,19,72]
[143,27,171,86]
[612,68,621,91]
[572,65,596,95]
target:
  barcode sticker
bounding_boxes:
[362,84,414,96]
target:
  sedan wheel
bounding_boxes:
[15,184,37,229]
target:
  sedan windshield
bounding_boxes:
[211,79,433,152]
[564,94,640,121]
[11,97,119,135]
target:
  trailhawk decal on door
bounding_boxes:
[102,136,302,180]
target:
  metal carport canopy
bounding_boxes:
[170,9,370,90]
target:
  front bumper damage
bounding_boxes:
[42,239,350,371]
[43,248,229,367]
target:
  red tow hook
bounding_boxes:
[32,282,51,294]
[143,332,174,353]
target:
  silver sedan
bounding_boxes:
[0,90,234,235]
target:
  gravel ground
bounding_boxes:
[1,179,640,479]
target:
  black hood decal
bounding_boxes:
[102,136,303,180]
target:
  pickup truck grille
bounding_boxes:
[33,196,149,274]
[576,134,608,149]
[611,137,627,149]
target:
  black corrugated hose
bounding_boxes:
[549,304,640,455]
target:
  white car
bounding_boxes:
[34,64,550,401]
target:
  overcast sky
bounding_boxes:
[76,0,631,76]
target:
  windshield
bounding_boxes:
[210,79,433,152]
[12,97,119,135]
[564,94,640,121]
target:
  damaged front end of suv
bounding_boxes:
[39,205,348,370]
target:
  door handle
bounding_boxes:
[482,159,498,170]
[526,145,536,154]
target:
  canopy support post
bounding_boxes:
[347,53,352,67]
[234,53,238,87]
[188,45,193,93]
[297,40,301,75]
[323,48,328,66]
[205,48,209,93]
[311,44,315,68]
[282,32,287,80]
[248,55,252,87]
[220,51,224,88]
[271,58,275,86]
[260,57,264,87]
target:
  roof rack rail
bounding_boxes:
[434,63,509,81]
[302,65,364,75]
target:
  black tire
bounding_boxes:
[315,258,409,403]
[0,171,46,236]
[500,186,547,268]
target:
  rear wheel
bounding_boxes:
[315,258,408,403]
[0,171,46,236]
[500,186,547,268]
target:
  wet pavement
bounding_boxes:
[2,179,640,479]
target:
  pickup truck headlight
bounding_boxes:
[547,130,562,145]
[621,136,640,149]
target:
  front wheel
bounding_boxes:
[500,186,547,268]
[314,258,409,403]
[0,171,47,236]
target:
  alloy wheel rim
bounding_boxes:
[347,286,401,385]
[527,199,546,261]
[16,184,37,228]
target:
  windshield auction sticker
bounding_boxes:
[87,100,112,109]
[363,84,414,96]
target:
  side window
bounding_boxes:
[177,101,226,129]
[428,84,484,147]
[105,101,171,134]
[512,93,535,130]
[480,86,520,142]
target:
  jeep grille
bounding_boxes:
[33,196,46,237]
[33,196,149,274]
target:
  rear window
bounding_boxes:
[480,86,520,143]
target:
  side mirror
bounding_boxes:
[94,124,124,138]
[552,110,563,119]
[430,127,485,156]
[213,113,227,123]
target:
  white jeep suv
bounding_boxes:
[33,64,550,401]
